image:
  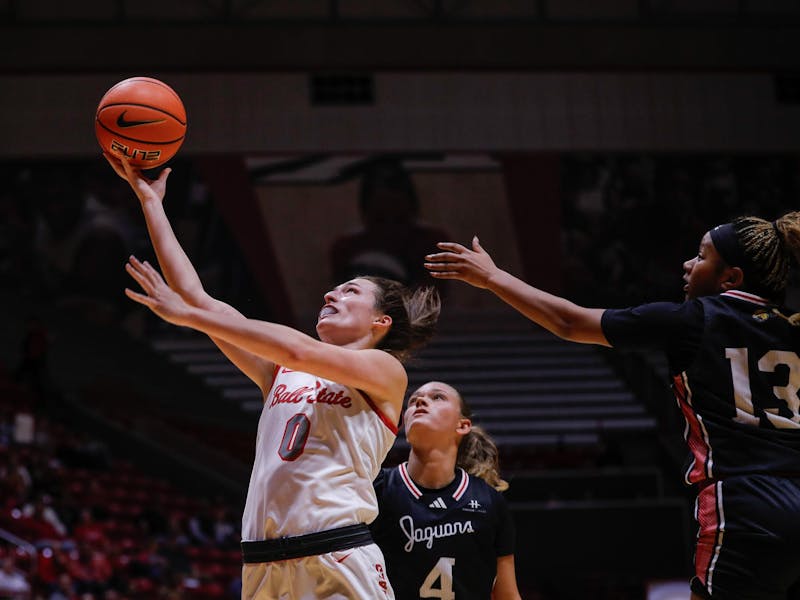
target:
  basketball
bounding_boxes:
[95,77,187,169]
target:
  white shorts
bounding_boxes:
[241,542,395,600]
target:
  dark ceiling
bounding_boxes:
[2,0,800,72]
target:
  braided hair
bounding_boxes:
[733,211,800,300]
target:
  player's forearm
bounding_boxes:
[485,269,572,333]
[485,269,606,345]
[141,200,207,303]
[180,306,312,366]
[492,555,522,600]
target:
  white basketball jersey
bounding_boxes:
[241,367,398,541]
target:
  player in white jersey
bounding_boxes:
[105,155,441,599]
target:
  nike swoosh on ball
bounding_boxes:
[116,110,166,127]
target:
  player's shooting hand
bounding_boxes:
[125,256,190,326]
[424,235,499,289]
[103,152,171,207]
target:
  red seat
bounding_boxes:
[129,577,155,593]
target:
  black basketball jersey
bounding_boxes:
[370,463,515,600]
[603,290,800,484]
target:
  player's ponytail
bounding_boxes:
[774,210,800,265]
[364,276,441,363]
[457,425,509,492]
[731,211,800,304]
[453,390,509,492]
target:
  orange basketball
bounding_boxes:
[95,77,187,169]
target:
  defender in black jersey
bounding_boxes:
[371,381,520,600]
[603,291,800,599]
[426,214,800,600]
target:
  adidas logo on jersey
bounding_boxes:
[428,497,447,509]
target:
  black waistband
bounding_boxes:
[241,523,372,564]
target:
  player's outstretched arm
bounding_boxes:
[425,236,609,346]
[492,555,522,600]
[104,153,219,307]
[106,154,274,389]
[125,258,407,417]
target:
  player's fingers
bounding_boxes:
[129,256,159,285]
[428,271,459,279]
[125,260,152,291]
[435,242,467,253]
[103,152,128,180]
[104,153,131,183]
[124,259,146,281]
[425,251,460,262]
[127,255,150,275]
[156,168,172,184]
[120,156,146,182]
[120,156,134,176]
[125,288,154,307]
[472,235,485,252]
[131,256,155,275]
[424,261,459,272]
[126,256,146,274]
[140,260,166,286]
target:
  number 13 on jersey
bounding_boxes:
[726,348,800,428]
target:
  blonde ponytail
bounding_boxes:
[457,425,509,492]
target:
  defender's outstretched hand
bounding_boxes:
[124,256,190,326]
[424,236,500,289]
[103,152,171,207]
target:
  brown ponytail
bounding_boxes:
[363,276,441,363]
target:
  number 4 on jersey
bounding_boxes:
[420,557,455,599]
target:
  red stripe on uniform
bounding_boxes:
[399,462,422,499]
[673,373,712,483]
[263,364,284,404]
[721,290,769,306]
[358,389,399,435]
[452,469,469,500]
[695,482,725,595]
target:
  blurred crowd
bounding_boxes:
[561,154,800,307]
[0,159,254,598]
[0,371,243,599]
[0,159,254,332]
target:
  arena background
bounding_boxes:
[1,2,800,598]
